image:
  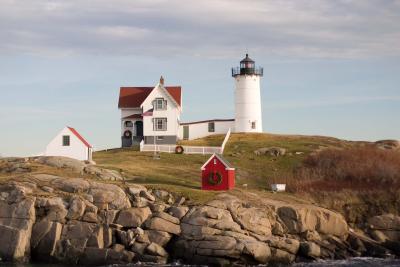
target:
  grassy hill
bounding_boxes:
[93,133,356,202]
[94,133,400,225]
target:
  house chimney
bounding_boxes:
[160,76,164,85]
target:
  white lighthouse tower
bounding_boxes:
[232,54,263,133]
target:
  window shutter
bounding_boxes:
[164,100,167,109]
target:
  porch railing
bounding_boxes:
[139,128,231,155]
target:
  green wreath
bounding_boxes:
[208,171,222,185]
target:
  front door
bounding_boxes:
[183,125,189,140]
[135,121,143,137]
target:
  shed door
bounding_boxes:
[183,126,189,140]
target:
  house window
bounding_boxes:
[154,118,167,131]
[154,98,167,110]
[62,135,70,146]
[156,136,164,141]
[125,121,133,127]
[208,122,215,132]
[251,121,256,129]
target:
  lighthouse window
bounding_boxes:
[62,135,70,146]
[154,118,167,131]
[251,121,256,129]
[208,122,215,132]
[154,98,167,110]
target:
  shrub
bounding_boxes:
[287,146,400,192]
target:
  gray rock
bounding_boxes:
[168,206,189,220]
[128,184,147,196]
[270,247,296,264]
[146,230,172,246]
[82,212,98,223]
[32,220,62,260]
[146,242,168,257]
[254,147,286,157]
[0,196,36,261]
[116,207,151,227]
[35,156,86,173]
[41,186,54,193]
[153,211,180,224]
[145,217,181,235]
[300,241,321,258]
[66,197,86,220]
[140,190,156,202]
[88,181,131,210]
[243,241,271,263]
[51,178,90,193]
[84,165,124,181]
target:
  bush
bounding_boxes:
[287,146,400,192]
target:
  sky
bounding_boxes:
[0,0,400,156]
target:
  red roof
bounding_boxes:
[122,114,142,119]
[118,86,181,108]
[67,127,92,148]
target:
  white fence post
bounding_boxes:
[139,140,144,152]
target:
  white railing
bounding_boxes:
[139,128,231,155]
[140,144,222,155]
[220,128,231,154]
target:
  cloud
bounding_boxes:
[0,0,400,59]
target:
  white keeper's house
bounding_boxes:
[44,126,93,161]
[118,54,263,147]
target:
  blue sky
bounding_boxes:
[0,0,400,156]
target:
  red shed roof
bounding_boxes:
[201,153,234,170]
[67,127,92,148]
[118,86,181,108]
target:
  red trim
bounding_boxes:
[67,127,92,148]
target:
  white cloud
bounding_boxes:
[0,0,399,59]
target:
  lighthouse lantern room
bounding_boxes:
[232,54,263,133]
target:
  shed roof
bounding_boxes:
[201,153,235,170]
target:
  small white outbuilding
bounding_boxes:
[44,126,92,161]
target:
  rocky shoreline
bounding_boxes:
[0,156,399,266]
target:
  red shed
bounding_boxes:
[201,153,235,191]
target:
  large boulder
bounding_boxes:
[145,217,181,235]
[0,195,36,261]
[182,206,241,232]
[66,196,86,220]
[278,205,348,238]
[35,156,86,173]
[50,177,90,193]
[88,181,131,210]
[116,207,151,228]
[84,165,124,181]
[31,220,62,260]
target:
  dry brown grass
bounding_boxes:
[286,146,400,193]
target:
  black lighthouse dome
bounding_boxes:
[232,54,263,77]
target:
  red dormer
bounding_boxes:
[201,153,235,191]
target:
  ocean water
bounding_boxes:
[1,258,400,267]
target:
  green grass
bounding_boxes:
[94,133,356,204]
